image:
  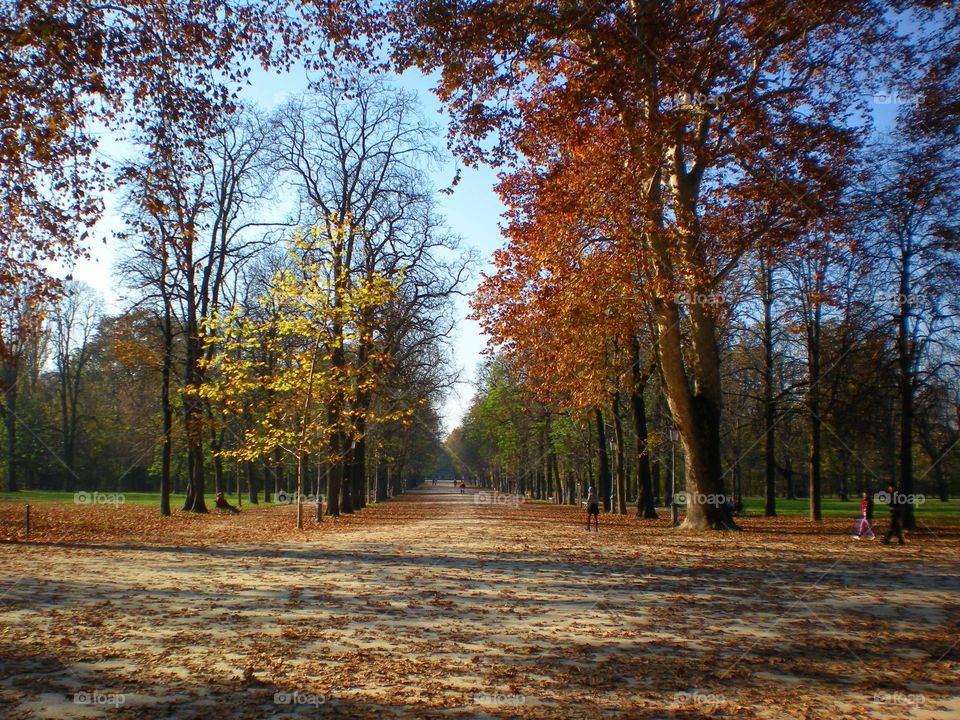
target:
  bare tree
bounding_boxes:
[119,105,278,513]
[270,75,467,515]
[50,282,102,490]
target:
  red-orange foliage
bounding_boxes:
[393,0,891,529]
[0,0,371,354]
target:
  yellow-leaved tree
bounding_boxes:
[201,222,403,528]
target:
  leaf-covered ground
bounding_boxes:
[1,485,958,719]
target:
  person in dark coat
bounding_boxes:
[881,483,906,545]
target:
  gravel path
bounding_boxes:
[1,484,959,718]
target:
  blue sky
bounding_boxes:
[71,65,505,436]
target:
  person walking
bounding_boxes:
[881,483,906,545]
[586,486,600,531]
[853,491,875,540]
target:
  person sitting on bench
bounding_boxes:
[215,492,240,514]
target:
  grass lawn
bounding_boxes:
[0,489,290,507]
[739,496,960,519]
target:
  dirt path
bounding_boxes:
[1,485,959,718]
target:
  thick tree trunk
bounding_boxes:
[654,301,735,530]
[594,407,612,512]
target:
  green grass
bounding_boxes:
[0,489,290,507]
[740,496,960,519]
[3,489,959,519]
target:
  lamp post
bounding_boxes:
[669,427,680,527]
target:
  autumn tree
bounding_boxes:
[269,76,464,514]
[388,0,889,529]
[0,0,343,348]
[202,224,401,527]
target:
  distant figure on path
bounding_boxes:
[881,483,906,545]
[854,491,875,540]
[586,486,599,531]
[215,492,240,514]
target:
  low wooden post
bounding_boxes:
[24,504,30,539]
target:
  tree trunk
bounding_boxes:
[897,325,917,529]
[612,394,627,515]
[296,451,306,529]
[159,327,172,516]
[654,300,735,529]
[350,433,367,510]
[594,407,612,512]
[632,341,657,519]
[247,461,258,504]
[761,257,777,517]
[376,460,388,502]
[807,306,822,522]
[652,460,661,506]
[326,450,342,517]
[1,363,18,492]
[549,451,561,503]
